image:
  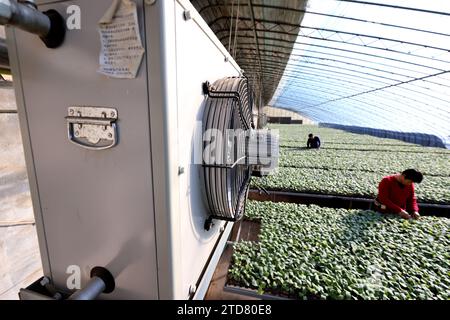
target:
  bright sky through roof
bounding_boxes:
[270,0,450,147]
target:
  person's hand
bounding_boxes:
[399,210,411,219]
[411,212,421,220]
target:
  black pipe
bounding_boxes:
[0,0,65,48]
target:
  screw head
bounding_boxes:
[53,292,62,300]
[108,133,113,138]
[184,10,191,20]
[40,277,50,286]
[110,111,115,117]
[189,285,197,295]
[75,131,80,137]
[69,109,74,115]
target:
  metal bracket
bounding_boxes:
[66,106,118,150]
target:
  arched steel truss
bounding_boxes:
[189,1,450,144]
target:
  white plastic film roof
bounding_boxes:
[270,0,450,146]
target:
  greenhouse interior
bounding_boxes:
[0,0,449,301]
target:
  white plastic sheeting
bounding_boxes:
[270,0,450,147]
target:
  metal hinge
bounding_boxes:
[66,106,118,150]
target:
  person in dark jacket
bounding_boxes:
[307,133,321,149]
[374,169,423,220]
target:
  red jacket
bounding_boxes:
[377,175,419,214]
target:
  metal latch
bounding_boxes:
[66,106,118,150]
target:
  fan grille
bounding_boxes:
[202,77,253,221]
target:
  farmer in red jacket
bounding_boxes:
[374,169,423,220]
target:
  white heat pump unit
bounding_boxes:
[4,0,277,300]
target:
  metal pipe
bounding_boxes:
[0,0,65,48]
[68,277,106,300]
[0,0,50,37]
[67,267,115,300]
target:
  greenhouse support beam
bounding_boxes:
[247,0,262,88]
[237,47,419,81]
[216,29,450,66]
[309,70,450,109]
[202,3,450,34]
[237,44,433,77]
[209,17,450,53]
[224,34,445,72]
[336,0,450,17]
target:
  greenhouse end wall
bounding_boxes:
[319,123,447,149]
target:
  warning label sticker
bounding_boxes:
[98,0,145,78]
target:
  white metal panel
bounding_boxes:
[144,0,184,299]
[174,0,241,299]
[9,0,243,300]
[10,0,159,299]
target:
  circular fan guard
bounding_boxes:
[201,76,254,227]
